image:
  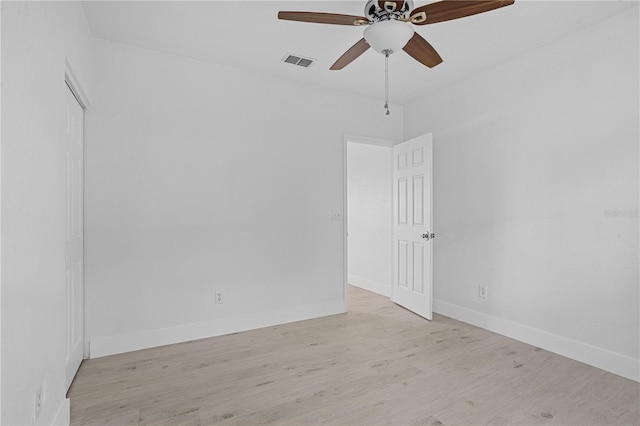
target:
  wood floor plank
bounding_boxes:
[69,286,639,425]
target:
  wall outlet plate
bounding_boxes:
[34,387,42,421]
[215,291,223,304]
[478,285,488,300]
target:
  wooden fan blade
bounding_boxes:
[402,33,443,68]
[330,38,370,70]
[278,11,369,26]
[409,1,514,25]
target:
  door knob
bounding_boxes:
[421,232,436,240]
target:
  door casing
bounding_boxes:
[64,61,90,389]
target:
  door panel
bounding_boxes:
[65,83,84,390]
[398,240,408,288]
[413,175,424,225]
[392,133,433,319]
[398,178,408,225]
[413,242,424,294]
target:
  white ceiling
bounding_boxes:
[82,1,637,105]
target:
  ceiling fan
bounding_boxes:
[278,0,515,114]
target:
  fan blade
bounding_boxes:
[402,33,443,68]
[330,39,370,70]
[278,11,369,26]
[409,1,514,25]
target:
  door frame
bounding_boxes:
[65,59,90,110]
[64,59,89,359]
[342,133,397,308]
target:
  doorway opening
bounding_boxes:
[344,133,434,320]
[345,135,395,302]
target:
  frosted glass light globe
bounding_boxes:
[364,20,414,54]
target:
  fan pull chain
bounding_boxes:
[384,50,390,115]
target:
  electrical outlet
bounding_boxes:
[478,285,488,300]
[331,210,342,221]
[34,387,42,421]
[215,291,223,304]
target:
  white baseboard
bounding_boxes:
[348,274,391,297]
[90,300,347,358]
[51,398,70,426]
[433,299,639,382]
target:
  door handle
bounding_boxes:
[421,232,436,241]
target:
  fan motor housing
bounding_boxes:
[364,0,413,22]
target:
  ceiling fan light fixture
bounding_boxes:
[363,19,414,54]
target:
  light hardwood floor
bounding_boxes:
[69,286,639,425]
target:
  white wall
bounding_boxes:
[1,2,93,424]
[347,141,393,296]
[404,7,639,380]
[84,39,404,357]
[0,3,3,418]
[1,3,3,419]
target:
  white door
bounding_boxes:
[392,133,433,319]
[65,83,84,389]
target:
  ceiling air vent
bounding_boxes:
[282,54,315,68]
